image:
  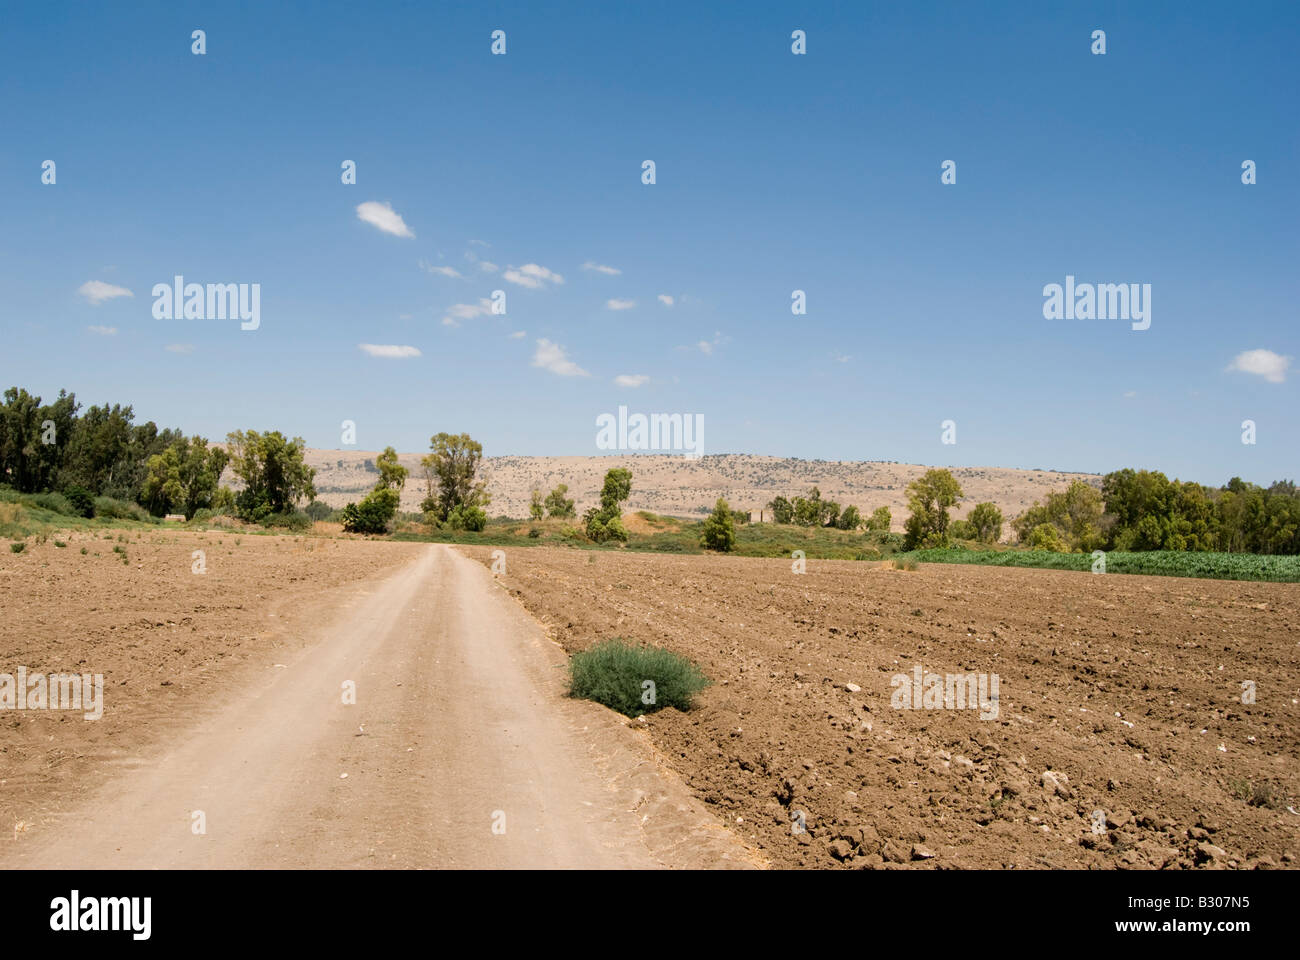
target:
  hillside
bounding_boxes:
[304,451,1098,529]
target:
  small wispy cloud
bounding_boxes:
[165,343,194,354]
[614,374,649,387]
[79,280,133,305]
[695,331,728,355]
[442,299,493,327]
[583,261,622,276]
[504,263,564,289]
[86,325,117,336]
[420,259,463,279]
[1123,390,1137,398]
[359,343,421,358]
[509,330,526,339]
[657,294,674,307]
[606,298,636,311]
[1227,349,1291,384]
[532,339,588,377]
[831,351,851,363]
[465,249,499,273]
[356,200,415,238]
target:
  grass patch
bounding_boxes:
[9,542,25,553]
[568,638,710,718]
[899,548,1300,583]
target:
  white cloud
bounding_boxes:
[583,261,622,276]
[441,299,493,327]
[79,280,133,305]
[657,294,674,307]
[356,200,415,238]
[509,330,526,339]
[479,260,499,272]
[531,338,588,377]
[1227,349,1291,383]
[165,343,194,354]
[695,331,727,355]
[420,259,463,279]
[359,343,421,358]
[1123,390,1137,398]
[504,263,564,289]
[606,298,636,311]
[614,374,649,387]
[86,325,117,336]
[831,352,851,363]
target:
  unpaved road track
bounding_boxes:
[3,545,758,869]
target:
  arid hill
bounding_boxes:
[304,451,1098,530]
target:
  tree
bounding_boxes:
[420,432,489,521]
[0,387,78,493]
[342,445,407,534]
[374,446,408,491]
[544,483,575,518]
[57,401,134,495]
[1014,480,1103,551]
[529,488,544,520]
[967,502,1004,543]
[141,435,229,518]
[837,505,862,531]
[903,469,964,548]
[226,429,317,521]
[585,468,632,542]
[767,496,794,524]
[865,506,892,534]
[702,497,736,551]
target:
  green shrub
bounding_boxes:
[32,491,75,516]
[10,542,25,553]
[63,486,95,518]
[528,527,541,538]
[80,546,88,555]
[568,638,710,718]
[304,500,333,521]
[264,510,312,531]
[93,497,155,523]
[701,498,736,552]
[447,503,487,532]
[341,488,399,534]
[54,540,67,548]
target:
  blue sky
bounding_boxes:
[2,0,1296,486]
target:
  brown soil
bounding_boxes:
[459,545,1300,869]
[0,529,423,840]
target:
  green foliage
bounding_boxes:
[900,548,1300,583]
[904,469,964,548]
[141,435,229,518]
[1027,522,1069,552]
[93,496,155,523]
[568,638,710,718]
[341,488,400,534]
[420,432,489,522]
[374,446,408,491]
[767,496,794,524]
[544,483,576,518]
[1013,480,1103,552]
[0,386,78,493]
[529,488,545,520]
[967,502,1004,543]
[10,542,25,553]
[446,502,488,532]
[585,468,633,542]
[226,429,316,521]
[865,506,892,534]
[701,497,736,552]
[837,505,862,531]
[64,485,95,518]
[948,518,974,541]
[304,500,332,521]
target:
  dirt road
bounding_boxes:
[3,545,757,869]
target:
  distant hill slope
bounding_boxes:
[303,451,1098,530]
